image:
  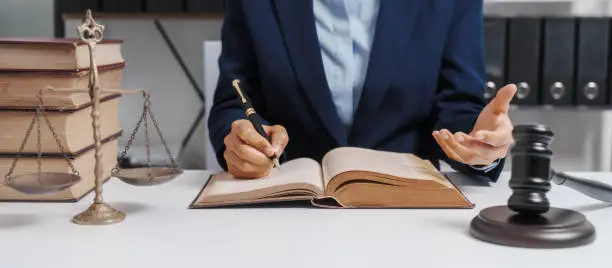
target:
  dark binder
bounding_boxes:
[102,0,143,12]
[58,0,100,12]
[186,0,225,13]
[145,0,184,12]
[507,17,542,105]
[541,17,577,106]
[576,18,610,106]
[483,16,507,102]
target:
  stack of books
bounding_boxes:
[0,38,125,202]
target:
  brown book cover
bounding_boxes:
[190,147,473,209]
[0,63,124,109]
[0,96,122,154]
[0,135,119,202]
[0,38,125,72]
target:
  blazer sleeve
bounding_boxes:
[208,0,269,171]
[433,0,505,182]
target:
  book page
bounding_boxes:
[195,158,324,202]
[321,147,450,188]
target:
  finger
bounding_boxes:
[224,149,251,173]
[459,131,512,161]
[232,120,275,157]
[489,84,517,114]
[472,129,512,147]
[224,149,270,177]
[454,131,479,143]
[227,161,270,179]
[433,131,464,162]
[455,132,509,162]
[232,144,273,167]
[441,130,488,165]
[493,143,511,159]
[225,129,271,165]
[455,132,496,153]
[265,125,289,155]
[226,160,253,179]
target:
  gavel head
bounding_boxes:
[508,124,554,215]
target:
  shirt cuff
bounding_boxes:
[470,159,500,173]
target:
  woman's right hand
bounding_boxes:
[223,119,288,179]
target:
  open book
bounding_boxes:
[190,147,473,208]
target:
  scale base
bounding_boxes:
[469,205,595,248]
[72,202,126,225]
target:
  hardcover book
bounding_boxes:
[0,38,124,72]
[0,96,122,155]
[190,147,473,209]
[0,63,124,109]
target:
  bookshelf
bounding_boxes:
[54,0,225,37]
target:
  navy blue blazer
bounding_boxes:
[208,0,505,182]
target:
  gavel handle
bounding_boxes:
[551,169,612,203]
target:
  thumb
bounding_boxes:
[489,84,517,114]
[264,125,289,155]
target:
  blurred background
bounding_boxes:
[1,0,612,173]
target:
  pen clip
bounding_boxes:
[231,79,248,104]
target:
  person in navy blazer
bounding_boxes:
[208,0,517,182]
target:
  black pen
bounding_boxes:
[231,79,281,169]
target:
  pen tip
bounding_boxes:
[273,158,281,169]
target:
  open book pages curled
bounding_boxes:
[190,147,473,208]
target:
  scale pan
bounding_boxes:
[114,167,182,186]
[6,173,81,195]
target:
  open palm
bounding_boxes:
[433,84,517,166]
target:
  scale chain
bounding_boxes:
[148,107,178,169]
[36,107,42,186]
[144,101,151,180]
[111,103,147,176]
[110,95,179,177]
[4,113,37,183]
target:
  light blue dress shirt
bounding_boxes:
[313,0,497,172]
[313,0,379,129]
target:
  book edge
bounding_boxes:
[0,61,126,74]
[0,130,122,158]
[311,196,344,208]
[0,93,121,112]
[188,174,317,208]
[444,173,476,209]
[0,38,124,45]
[188,173,216,209]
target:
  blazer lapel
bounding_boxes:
[273,0,348,145]
[350,0,422,137]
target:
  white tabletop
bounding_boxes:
[1,170,611,268]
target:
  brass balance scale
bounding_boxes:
[2,10,182,225]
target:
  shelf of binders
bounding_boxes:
[483,15,612,108]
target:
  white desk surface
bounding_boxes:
[1,170,611,268]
